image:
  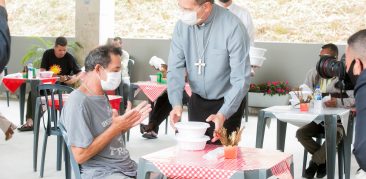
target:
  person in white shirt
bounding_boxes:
[218,0,260,77]
[112,37,133,107]
[217,0,255,45]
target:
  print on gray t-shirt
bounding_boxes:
[60,90,137,178]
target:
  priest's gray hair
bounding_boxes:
[348,29,366,60]
[196,0,214,5]
[84,45,122,72]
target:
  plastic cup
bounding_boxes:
[224,145,238,159]
[150,75,157,82]
[300,103,309,112]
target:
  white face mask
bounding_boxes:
[179,5,203,26]
[180,9,198,26]
[100,69,122,91]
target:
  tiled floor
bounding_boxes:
[0,99,360,179]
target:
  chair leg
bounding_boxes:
[165,118,168,135]
[6,91,10,107]
[33,99,42,172]
[127,130,130,142]
[64,143,71,179]
[56,136,63,171]
[302,150,308,177]
[338,141,344,179]
[40,133,49,178]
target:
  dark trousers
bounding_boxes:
[146,92,189,133]
[188,93,246,145]
[296,121,344,165]
[26,91,33,119]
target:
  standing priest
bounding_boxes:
[168,0,251,144]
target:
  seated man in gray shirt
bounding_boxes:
[60,45,151,179]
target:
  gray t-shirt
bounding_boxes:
[60,90,137,178]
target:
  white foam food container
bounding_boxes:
[250,47,267,57]
[175,121,210,138]
[176,135,210,151]
[250,56,266,67]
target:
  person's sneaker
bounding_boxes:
[356,168,366,179]
[142,131,158,139]
[316,163,326,178]
[304,160,318,179]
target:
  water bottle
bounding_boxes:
[27,63,33,79]
[314,85,323,113]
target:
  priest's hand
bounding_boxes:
[324,97,337,107]
[169,106,183,130]
[206,113,225,142]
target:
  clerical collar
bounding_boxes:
[197,4,218,27]
[226,2,234,10]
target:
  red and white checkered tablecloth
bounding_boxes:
[135,81,167,102]
[143,145,293,179]
[2,75,58,93]
[134,81,192,102]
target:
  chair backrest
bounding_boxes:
[37,84,74,133]
[59,124,82,179]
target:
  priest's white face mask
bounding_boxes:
[179,3,205,26]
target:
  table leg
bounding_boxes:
[137,158,166,179]
[245,169,267,179]
[324,115,337,179]
[276,120,287,152]
[19,83,26,125]
[344,114,354,179]
[255,110,266,148]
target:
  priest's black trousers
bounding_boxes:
[188,93,246,145]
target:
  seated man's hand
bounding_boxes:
[59,75,70,83]
[112,101,151,132]
[324,97,337,107]
[64,75,78,85]
[127,101,151,127]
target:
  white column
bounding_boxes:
[75,0,115,65]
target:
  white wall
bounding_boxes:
[2,36,346,94]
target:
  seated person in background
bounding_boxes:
[111,37,133,107]
[60,45,151,179]
[140,57,189,139]
[18,36,82,131]
[296,43,355,179]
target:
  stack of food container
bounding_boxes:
[175,122,210,151]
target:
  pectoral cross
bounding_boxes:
[195,59,206,75]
